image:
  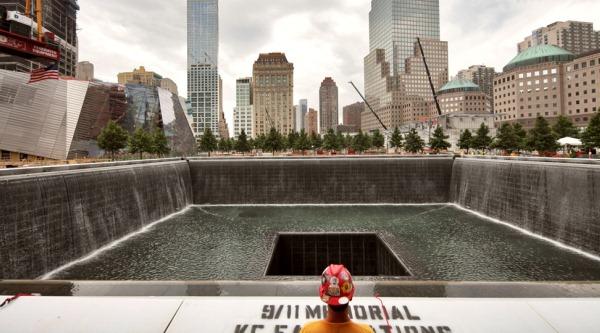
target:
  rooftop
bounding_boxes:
[438,78,480,94]
[504,45,575,71]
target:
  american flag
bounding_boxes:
[29,64,59,83]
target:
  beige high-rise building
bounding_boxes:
[252,53,294,137]
[319,77,339,133]
[160,78,179,95]
[306,108,318,135]
[217,76,229,139]
[398,38,449,101]
[76,61,94,81]
[518,21,600,56]
[343,102,364,129]
[362,39,448,132]
[118,66,163,87]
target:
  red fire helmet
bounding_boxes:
[319,264,355,306]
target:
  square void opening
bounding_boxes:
[265,233,411,277]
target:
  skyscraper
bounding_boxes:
[252,53,294,138]
[319,77,339,133]
[0,0,79,76]
[363,0,447,131]
[234,77,253,138]
[76,61,94,81]
[295,99,308,132]
[343,102,364,129]
[518,21,600,56]
[369,0,440,75]
[305,108,318,135]
[187,0,220,138]
[457,65,496,113]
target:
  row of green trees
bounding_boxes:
[97,121,170,160]
[199,128,390,154]
[458,114,600,154]
[197,126,451,155]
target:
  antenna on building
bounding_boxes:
[416,37,442,117]
[348,81,388,131]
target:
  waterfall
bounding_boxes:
[0,161,192,279]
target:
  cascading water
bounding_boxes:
[189,157,454,204]
[450,158,600,256]
[0,161,192,279]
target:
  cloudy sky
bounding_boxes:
[78,0,600,133]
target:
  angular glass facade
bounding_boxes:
[187,0,220,138]
[369,0,440,75]
[0,70,196,160]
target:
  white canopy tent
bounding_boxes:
[557,137,583,146]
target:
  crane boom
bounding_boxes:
[417,37,442,117]
[264,107,275,129]
[349,81,388,131]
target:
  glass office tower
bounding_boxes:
[369,0,440,75]
[187,0,220,138]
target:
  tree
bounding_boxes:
[404,128,425,154]
[429,126,451,153]
[372,129,385,149]
[323,129,339,151]
[582,113,600,151]
[129,128,152,160]
[351,131,372,153]
[527,116,559,154]
[513,123,528,152]
[253,134,266,151]
[492,123,520,153]
[199,128,218,156]
[458,129,473,153]
[264,127,284,153]
[151,129,170,157]
[294,129,311,154]
[97,120,129,160]
[218,137,232,153]
[472,123,493,151]
[552,115,579,139]
[310,132,323,150]
[286,131,299,151]
[390,127,403,152]
[235,129,251,154]
[336,131,348,150]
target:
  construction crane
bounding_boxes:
[416,37,442,140]
[264,107,276,129]
[349,81,388,131]
[0,0,60,64]
[417,37,442,117]
[25,0,43,42]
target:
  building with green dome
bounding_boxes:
[495,44,600,129]
[437,78,489,115]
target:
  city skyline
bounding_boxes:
[77,0,600,135]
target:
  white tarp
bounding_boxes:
[557,137,583,146]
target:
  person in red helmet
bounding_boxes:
[300,264,373,333]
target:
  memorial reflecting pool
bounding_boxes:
[51,205,600,281]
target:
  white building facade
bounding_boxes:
[187,0,220,138]
[233,77,253,138]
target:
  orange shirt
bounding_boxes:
[300,320,374,333]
